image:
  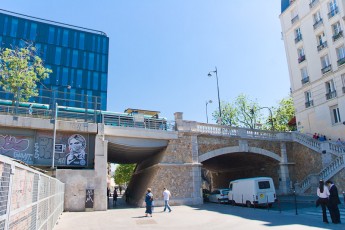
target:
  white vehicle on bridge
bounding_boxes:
[228,177,276,207]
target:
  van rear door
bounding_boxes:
[256,180,275,204]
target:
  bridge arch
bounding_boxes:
[199,146,282,163]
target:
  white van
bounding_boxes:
[228,177,276,207]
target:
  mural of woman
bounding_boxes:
[66,134,87,166]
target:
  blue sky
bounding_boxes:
[1,0,290,123]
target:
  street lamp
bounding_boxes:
[208,67,222,124]
[251,106,275,131]
[205,100,212,123]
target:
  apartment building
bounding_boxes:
[280,0,345,139]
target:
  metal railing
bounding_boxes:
[328,7,339,19]
[294,35,302,43]
[305,100,313,108]
[332,30,343,42]
[291,15,299,24]
[321,64,332,74]
[0,155,64,230]
[317,41,327,51]
[309,0,319,9]
[337,57,345,66]
[301,76,309,84]
[326,90,337,100]
[313,18,323,29]
[298,55,306,63]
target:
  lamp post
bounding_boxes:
[205,100,212,123]
[251,106,275,131]
[208,67,222,124]
[51,102,58,170]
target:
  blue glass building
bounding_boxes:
[0,9,109,110]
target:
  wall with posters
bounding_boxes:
[0,128,95,168]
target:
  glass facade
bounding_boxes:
[0,11,109,110]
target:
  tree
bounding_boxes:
[114,164,136,185]
[0,44,52,104]
[213,94,263,128]
[271,97,295,131]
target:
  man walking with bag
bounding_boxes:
[326,180,341,224]
[163,188,172,212]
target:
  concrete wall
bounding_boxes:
[56,134,108,211]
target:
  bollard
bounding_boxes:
[278,198,281,213]
[267,196,269,212]
[242,194,243,207]
[253,195,256,210]
[294,190,298,215]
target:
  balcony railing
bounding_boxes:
[326,90,337,100]
[305,100,314,108]
[328,7,339,19]
[301,76,310,84]
[317,41,328,51]
[332,30,343,41]
[295,35,302,43]
[291,15,299,24]
[298,55,306,63]
[313,19,323,30]
[309,0,319,9]
[321,65,332,74]
[337,57,345,66]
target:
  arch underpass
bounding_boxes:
[199,147,282,190]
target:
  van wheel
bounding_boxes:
[246,201,252,208]
[268,203,273,208]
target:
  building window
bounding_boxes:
[341,73,345,93]
[101,73,107,91]
[29,23,37,41]
[297,47,306,63]
[295,28,302,43]
[48,27,55,44]
[89,53,95,70]
[301,67,309,84]
[79,33,85,49]
[313,11,323,29]
[325,79,337,99]
[291,8,299,24]
[72,50,78,68]
[305,91,313,108]
[310,0,319,9]
[336,45,345,66]
[93,72,99,90]
[55,47,62,65]
[62,29,69,47]
[317,32,327,51]
[328,0,339,19]
[332,21,343,41]
[77,70,83,88]
[10,18,18,37]
[321,55,332,74]
[330,105,341,124]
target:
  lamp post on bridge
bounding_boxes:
[205,100,212,123]
[208,67,223,125]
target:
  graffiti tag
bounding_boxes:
[0,135,29,151]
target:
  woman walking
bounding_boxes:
[317,180,330,224]
[145,188,154,217]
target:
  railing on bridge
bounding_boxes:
[0,155,64,230]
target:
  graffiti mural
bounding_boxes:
[0,129,94,168]
[0,135,33,164]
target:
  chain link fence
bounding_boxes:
[0,155,64,230]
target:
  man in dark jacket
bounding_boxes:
[326,180,341,224]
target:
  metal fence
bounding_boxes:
[0,155,64,230]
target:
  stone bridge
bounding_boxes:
[0,111,344,211]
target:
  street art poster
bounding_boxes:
[0,129,94,167]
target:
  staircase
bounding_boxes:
[296,154,345,194]
[292,132,345,194]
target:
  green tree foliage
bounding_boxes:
[0,44,52,103]
[271,97,296,131]
[212,94,295,131]
[213,94,263,128]
[114,164,136,185]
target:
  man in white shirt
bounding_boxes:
[163,188,172,212]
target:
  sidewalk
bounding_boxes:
[54,199,344,230]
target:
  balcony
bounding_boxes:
[328,7,339,19]
[326,90,337,100]
[309,0,319,9]
[321,65,332,74]
[332,30,343,42]
[313,19,323,30]
[301,76,309,84]
[291,15,299,24]
[295,35,303,43]
[337,57,345,66]
[298,55,306,63]
[317,41,328,51]
[305,100,314,108]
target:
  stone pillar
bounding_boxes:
[191,135,202,204]
[279,142,290,194]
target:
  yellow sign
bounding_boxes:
[259,193,265,199]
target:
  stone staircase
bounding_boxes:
[292,132,345,194]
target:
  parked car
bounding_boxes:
[208,189,229,203]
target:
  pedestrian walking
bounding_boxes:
[28,104,33,115]
[316,180,330,224]
[326,180,341,224]
[163,188,172,212]
[145,188,154,217]
[113,188,118,206]
[107,187,110,202]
